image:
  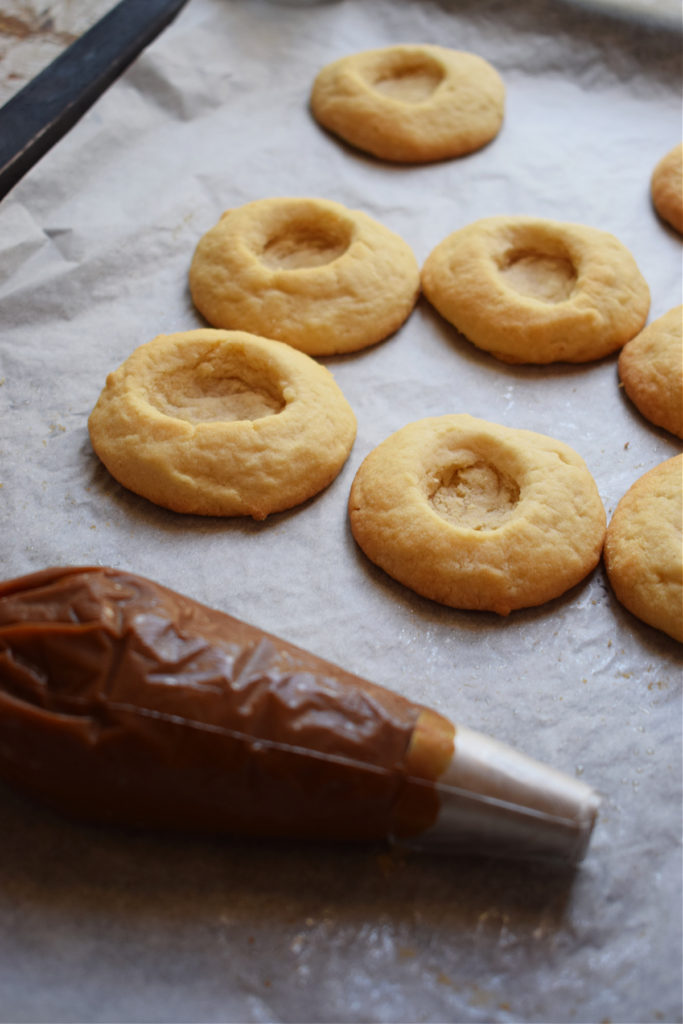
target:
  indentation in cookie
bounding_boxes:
[151,361,285,423]
[364,52,445,103]
[261,213,352,270]
[500,248,577,303]
[429,460,520,529]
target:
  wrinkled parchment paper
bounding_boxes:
[0,1,681,1021]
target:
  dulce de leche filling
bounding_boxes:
[0,567,454,842]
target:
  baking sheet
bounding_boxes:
[0,1,681,1021]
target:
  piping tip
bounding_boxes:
[409,725,600,863]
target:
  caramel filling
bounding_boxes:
[150,361,285,423]
[500,248,577,303]
[367,54,444,103]
[260,214,352,270]
[429,460,520,530]
[0,566,437,842]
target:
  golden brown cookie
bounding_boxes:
[421,216,651,364]
[310,44,505,163]
[604,455,683,643]
[348,414,606,615]
[618,306,683,438]
[651,143,683,234]
[189,197,420,356]
[89,329,357,519]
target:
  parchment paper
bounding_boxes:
[0,1,681,1021]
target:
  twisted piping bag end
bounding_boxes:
[405,721,600,864]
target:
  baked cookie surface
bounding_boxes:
[618,306,683,439]
[421,216,650,364]
[89,329,357,519]
[310,44,505,163]
[348,415,606,615]
[189,197,420,356]
[651,143,683,234]
[604,455,683,643]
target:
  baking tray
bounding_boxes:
[0,1,681,1021]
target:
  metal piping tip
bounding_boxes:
[412,725,600,863]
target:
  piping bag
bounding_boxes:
[0,566,599,863]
